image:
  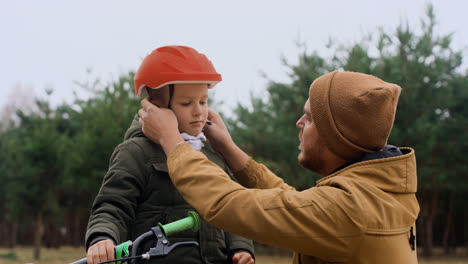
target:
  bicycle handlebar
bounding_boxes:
[159,211,200,236]
[69,211,201,264]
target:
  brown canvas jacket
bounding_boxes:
[167,143,419,264]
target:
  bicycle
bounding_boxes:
[69,211,201,264]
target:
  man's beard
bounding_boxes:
[298,141,326,175]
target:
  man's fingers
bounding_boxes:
[207,108,220,121]
[138,108,145,118]
[140,98,152,110]
[141,98,161,113]
[138,109,146,133]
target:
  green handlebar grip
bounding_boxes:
[115,240,131,264]
[159,211,201,237]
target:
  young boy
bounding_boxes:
[85,46,255,264]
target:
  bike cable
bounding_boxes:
[96,253,149,264]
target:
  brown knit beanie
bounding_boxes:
[309,71,401,161]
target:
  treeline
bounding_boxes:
[0,74,142,259]
[0,5,466,259]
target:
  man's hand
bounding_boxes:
[203,109,234,155]
[139,98,184,155]
[87,239,114,264]
[203,109,249,173]
[232,251,255,264]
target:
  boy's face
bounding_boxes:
[170,83,209,136]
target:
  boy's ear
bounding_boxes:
[148,86,170,108]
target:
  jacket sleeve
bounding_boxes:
[85,141,147,250]
[217,150,255,260]
[234,159,296,191]
[167,143,366,262]
[224,232,255,261]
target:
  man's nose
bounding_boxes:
[296,116,304,128]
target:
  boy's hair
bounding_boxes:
[146,83,211,109]
[146,84,174,108]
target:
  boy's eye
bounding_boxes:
[181,102,191,106]
[200,101,207,105]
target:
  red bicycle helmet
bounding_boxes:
[134,45,222,97]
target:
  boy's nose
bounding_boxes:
[193,104,202,116]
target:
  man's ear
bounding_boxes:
[148,86,170,108]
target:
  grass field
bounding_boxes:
[0,247,467,264]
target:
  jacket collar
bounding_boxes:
[331,145,403,174]
[124,114,145,140]
[317,147,417,194]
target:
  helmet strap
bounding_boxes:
[168,84,175,108]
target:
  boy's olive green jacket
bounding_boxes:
[85,116,254,264]
[167,143,420,264]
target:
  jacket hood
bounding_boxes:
[319,147,417,194]
[124,114,145,140]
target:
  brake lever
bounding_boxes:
[143,226,199,259]
[147,241,199,257]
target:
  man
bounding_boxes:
[138,71,420,263]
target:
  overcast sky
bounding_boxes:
[1,0,466,116]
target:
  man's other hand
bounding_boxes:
[139,98,183,155]
[203,109,234,155]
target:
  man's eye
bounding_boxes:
[200,101,207,105]
[181,102,191,106]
